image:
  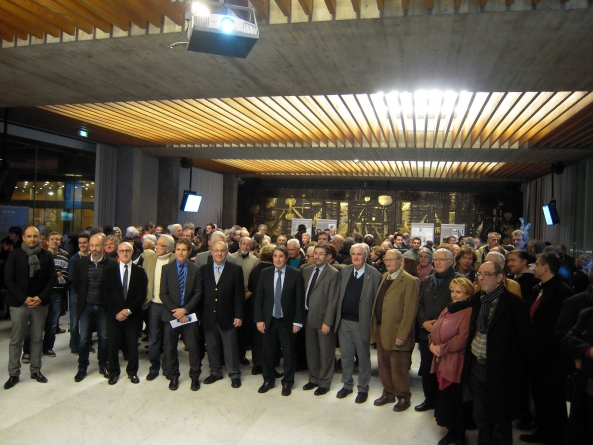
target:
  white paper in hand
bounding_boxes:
[169,313,198,328]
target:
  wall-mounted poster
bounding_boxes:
[411,223,435,246]
[315,219,337,235]
[441,224,465,241]
[290,219,312,236]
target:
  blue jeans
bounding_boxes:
[148,302,168,375]
[69,290,80,352]
[78,304,108,370]
[23,291,62,354]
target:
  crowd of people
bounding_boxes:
[1,221,593,445]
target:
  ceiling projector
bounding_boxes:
[186,1,259,58]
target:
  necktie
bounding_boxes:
[122,264,129,299]
[215,266,221,284]
[273,270,283,318]
[178,263,185,307]
[354,271,358,279]
[306,267,319,309]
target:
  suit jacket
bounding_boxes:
[194,250,237,267]
[71,255,118,316]
[200,261,244,331]
[462,288,531,422]
[160,260,203,322]
[141,251,176,309]
[302,263,340,329]
[563,307,593,412]
[556,287,593,339]
[254,266,305,327]
[371,270,419,351]
[334,265,382,343]
[102,261,148,320]
[4,247,56,306]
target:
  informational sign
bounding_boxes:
[441,224,465,241]
[411,223,435,246]
[315,219,337,233]
[290,218,312,236]
[0,206,29,240]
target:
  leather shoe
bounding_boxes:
[281,382,292,396]
[336,387,353,399]
[393,398,411,412]
[355,392,368,404]
[146,372,159,381]
[414,400,435,412]
[74,369,87,382]
[128,374,140,384]
[169,377,179,391]
[99,366,109,378]
[314,387,329,396]
[518,431,553,444]
[251,365,262,375]
[274,370,284,378]
[373,395,395,406]
[258,381,274,393]
[239,356,250,366]
[4,376,19,390]
[31,372,48,383]
[231,377,241,388]
[203,374,223,385]
[302,382,318,391]
[190,377,200,391]
[438,430,457,445]
[108,374,119,385]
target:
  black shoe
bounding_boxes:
[141,335,148,342]
[455,434,466,445]
[146,372,159,381]
[43,349,56,358]
[314,387,329,396]
[239,356,250,366]
[165,373,172,381]
[190,377,200,391]
[74,369,87,382]
[21,353,30,364]
[231,377,241,388]
[251,365,262,375]
[128,374,140,384]
[336,387,353,399]
[108,374,119,385]
[414,400,435,412]
[169,377,179,391]
[258,381,275,393]
[302,382,318,391]
[89,346,96,354]
[203,374,223,385]
[70,350,79,356]
[519,431,553,444]
[99,366,110,378]
[4,376,19,390]
[355,392,368,404]
[31,372,48,383]
[281,382,292,396]
[438,430,457,445]
[274,370,284,378]
[516,414,535,431]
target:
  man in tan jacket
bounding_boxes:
[371,249,419,412]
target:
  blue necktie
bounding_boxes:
[178,263,185,307]
[273,270,282,318]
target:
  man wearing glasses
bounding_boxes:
[102,242,148,385]
[416,248,461,412]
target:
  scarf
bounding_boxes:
[447,298,472,314]
[433,266,456,295]
[477,283,505,333]
[417,264,434,283]
[21,243,42,277]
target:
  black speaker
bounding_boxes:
[180,158,193,169]
[551,163,565,175]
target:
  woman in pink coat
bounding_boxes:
[429,277,474,445]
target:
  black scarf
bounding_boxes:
[433,266,456,295]
[21,243,42,277]
[447,298,472,314]
[477,283,505,333]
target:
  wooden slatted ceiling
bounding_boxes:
[0,0,184,42]
[38,91,593,149]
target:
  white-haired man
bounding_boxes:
[194,231,237,266]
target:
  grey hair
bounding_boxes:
[126,226,139,238]
[210,230,226,242]
[143,234,157,244]
[241,236,253,246]
[386,249,402,259]
[287,239,300,248]
[485,251,506,266]
[434,248,453,261]
[463,237,475,248]
[350,243,369,258]
[160,234,175,250]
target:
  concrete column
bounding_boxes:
[157,158,181,226]
[114,147,143,228]
[222,173,238,227]
[94,144,118,227]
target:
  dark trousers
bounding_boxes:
[204,324,241,378]
[263,317,296,385]
[469,357,512,445]
[530,367,568,444]
[251,323,264,367]
[418,338,438,404]
[564,394,593,445]
[376,328,411,400]
[107,315,141,376]
[295,319,307,370]
[164,321,202,379]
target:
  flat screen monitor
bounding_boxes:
[180,191,203,212]
[542,202,560,226]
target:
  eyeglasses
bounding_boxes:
[433,258,450,262]
[212,249,227,254]
[383,258,401,263]
[476,271,498,277]
[118,249,133,254]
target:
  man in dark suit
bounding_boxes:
[4,226,56,389]
[71,234,116,382]
[254,245,305,396]
[335,243,382,404]
[102,241,148,385]
[160,238,203,391]
[200,240,244,388]
[302,244,340,396]
[465,261,531,445]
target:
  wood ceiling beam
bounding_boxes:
[52,0,112,33]
[146,0,185,26]
[29,0,95,34]
[0,18,30,40]
[249,0,270,18]
[1,2,62,37]
[75,0,130,31]
[18,0,76,35]
[125,0,165,28]
[102,0,150,29]
[377,0,386,10]
[274,0,291,16]
[297,0,313,15]
[324,0,337,13]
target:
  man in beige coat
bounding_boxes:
[371,249,419,412]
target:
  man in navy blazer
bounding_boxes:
[254,245,305,396]
[200,240,244,388]
[160,239,203,391]
[102,241,148,385]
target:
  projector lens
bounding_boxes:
[191,2,209,16]
[220,17,235,33]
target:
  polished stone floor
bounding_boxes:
[0,314,531,445]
